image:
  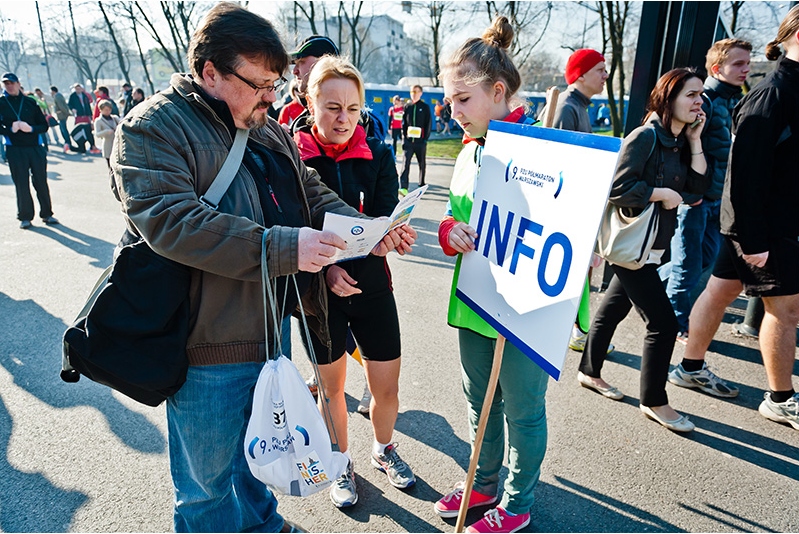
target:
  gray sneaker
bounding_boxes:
[759,392,799,430]
[329,460,357,508]
[668,362,739,398]
[371,443,416,489]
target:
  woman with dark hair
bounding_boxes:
[577,68,710,433]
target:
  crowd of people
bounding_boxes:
[4,1,798,532]
[1,74,149,229]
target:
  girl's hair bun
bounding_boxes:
[481,15,514,51]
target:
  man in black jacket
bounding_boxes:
[682,17,799,429]
[399,84,432,194]
[0,72,57,229]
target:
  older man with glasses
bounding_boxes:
[109,3,415,532]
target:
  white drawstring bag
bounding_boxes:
[244,232,348,497]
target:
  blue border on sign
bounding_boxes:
[456,288,561,381]
[488,121,623,153]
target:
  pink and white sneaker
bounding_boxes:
[434,482,497,518]
[466,506,530,533]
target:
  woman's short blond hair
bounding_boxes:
[306,55,365,108]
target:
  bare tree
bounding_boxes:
[418,2,454,85]
[339,1,367,67]
[134,1,209,73]
[118,1,155,94]
[722,1,787,54]
[98,1,131,85]
[576,1,631,137]
[0,16,26,74]
[293,1,319,35]
[481,1,553,70]
[50,1,114,88]
[728,0,745,33]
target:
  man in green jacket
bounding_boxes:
[50,85,72,151]
[111,4,414,532]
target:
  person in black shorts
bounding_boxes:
[293,56,416,508]
[683,5,799,431]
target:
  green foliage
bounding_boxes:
[397,138,463,160]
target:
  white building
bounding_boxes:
[284,14,430,85]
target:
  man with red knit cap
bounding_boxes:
[546,48,611,354]
[553,48,608,132]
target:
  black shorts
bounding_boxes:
[305,291,401,365]
[713,236,799,297]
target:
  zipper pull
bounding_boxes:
[359,191,364,213]
[267,183,283,214]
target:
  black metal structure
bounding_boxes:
[601,1,721,291]
[624,1,721,135]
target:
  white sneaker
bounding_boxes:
[758,392,799,430]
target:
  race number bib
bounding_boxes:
[407,126,422,139]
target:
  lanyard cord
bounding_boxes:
[6,96,25,122]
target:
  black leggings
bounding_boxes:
[399,140,427,188]
[579,263,678,407]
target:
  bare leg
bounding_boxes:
[760,295,799,391]
[363,358,401,444]
[316,356,349,453]
[684,276,743,361]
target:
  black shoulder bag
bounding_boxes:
[61,129,250,406]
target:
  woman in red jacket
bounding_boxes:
[293,55,416,509]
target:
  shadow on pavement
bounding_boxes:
[683,412,799,481]
[28,223,116,269]
[578,350,798,481]
[394,409,471,472]
[0,292,165,454]
[0,396,88,533]
[678,502,779,532]
[538,477,684,532]
[337,473,441,532]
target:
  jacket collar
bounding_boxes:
[463,106,527,146]
[566,86,591,107]
[646,113,683,148]
[777,55,799,81]
[293,124,372,162]
[703,76,743,100]
[170,73,292,159]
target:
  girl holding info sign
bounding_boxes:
[578,68,710,432]
[436,17,548,534]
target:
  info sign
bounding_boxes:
[456,121,622,380]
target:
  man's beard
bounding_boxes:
[245,104,271,129]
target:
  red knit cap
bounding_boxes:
[565,49,605,85]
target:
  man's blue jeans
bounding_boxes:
[167,362,284,533]
[665,199,722,332]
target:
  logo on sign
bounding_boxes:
[505,159,564,198]
[296,451,330,486]
[351,225,364,235]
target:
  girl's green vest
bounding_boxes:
[446,140,497,339]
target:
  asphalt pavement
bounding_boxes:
[0,149,797,533]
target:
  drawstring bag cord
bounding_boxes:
[260,230,342,452]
